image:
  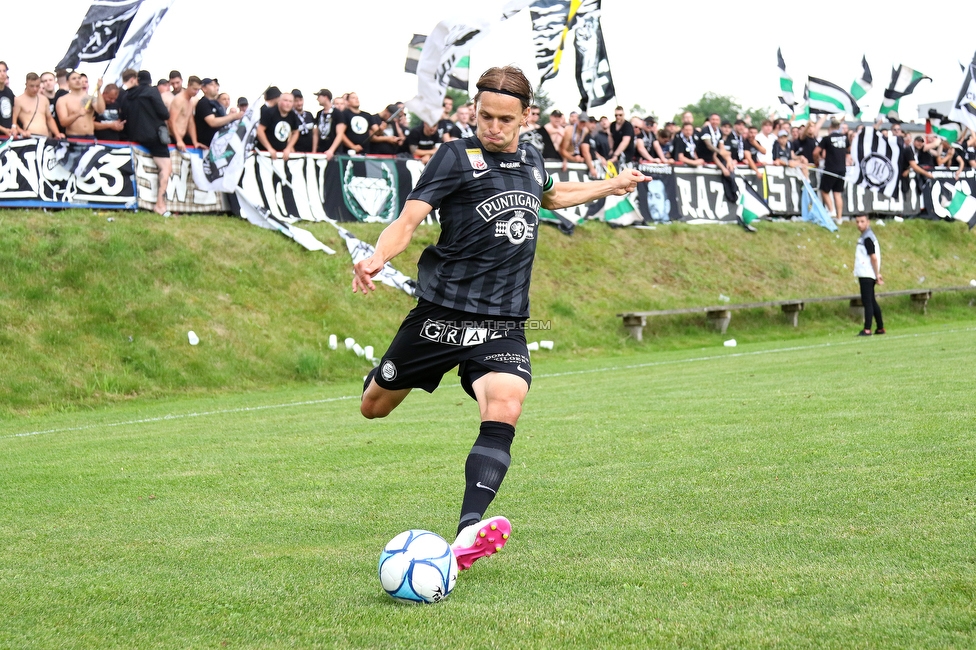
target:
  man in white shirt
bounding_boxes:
[754,119,776,165]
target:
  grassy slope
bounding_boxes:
[1,209,974,415]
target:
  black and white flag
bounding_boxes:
[404,34,468,91]
[56,0,144,70]
[104,0,174,85]
[851,126,901,199]
[573,1,614,110]
[949,52,976,132]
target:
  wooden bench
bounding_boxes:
[618,286,975,340]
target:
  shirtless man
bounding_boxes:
[56,71,105,139]
[12,73,63,138]
[545,109,565,153]
[167,75,202,151]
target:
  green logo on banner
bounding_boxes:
[340,157,398,222]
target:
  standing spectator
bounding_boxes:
[545,109,565,153]
[333,93,347,112]
[794,119,822,166]
[126,70,172,216]
[257,91,300,160]
[559,111,589,171]
[39,71,56,101]
[754,119,776,165]
[168,75,202,150]
[168,71,183,95]
[813,118,851,223]
[589,115,611,160]
[964,131,976,170]
[672,122,704,167]
[312,88,345,160]
[771,128,806,177]
[446,104,474,141]
[291,89,315,153]
[232,96,248,115]
[853,214,884,336]
[697,113,724,164]
[901,135,936,183]
[437,96,454,136]
[339,91,374,154]
[0,61,16,137]
[57,70,105,139]
[405,121,440,163]
[157,78,174,109]
[608,106,635,166]
[262,86,281,119]
[369,103,406,156]
[93,83,125,141]
[744,125,765,168]
[12,72,62,138]
[194,78,239,149]
[217,93,231,110]
[653,128,673,162]
[519,104,560,160]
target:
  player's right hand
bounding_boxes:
[352,254,383,295]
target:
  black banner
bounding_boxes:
[0,138,136,208]
[921,169,976,220]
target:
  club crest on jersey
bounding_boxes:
[466,148,488,171]
[476,190,541,222]
[495,211,536,245]
[381,360,397,381]
[532,168,544,186]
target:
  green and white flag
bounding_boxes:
[808,76,860,117]
[777,48,796,107]
[603,192,641,227]
[940,189,976,229]
[404,34,469,90]
[736,179,770,225]
[928,111,962,143]
[948,53,976,132]
[850,55,872,118]
[850,56,873,100]
[879,65,930,122]
[791,83,810,124]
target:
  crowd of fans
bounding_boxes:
[1,58,974,218]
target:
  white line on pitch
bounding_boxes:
[3,327,972,440]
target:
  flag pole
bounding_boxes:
[83,59,113,112]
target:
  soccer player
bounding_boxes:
[854,214,884,336]
[352,66,647,571]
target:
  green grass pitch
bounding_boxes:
[2,324,975,649]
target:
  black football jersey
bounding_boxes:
[407,136,553,317]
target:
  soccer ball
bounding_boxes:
[378,529,458,604]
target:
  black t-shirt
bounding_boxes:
[697,124,722,162]
[0,86,15,130]
[293,109,315,153]
[407,136,552,317]
[95,102,124,141]
[449,122,475,139]
[342,109,374,151]
[795,135,817,162]
[259,107,301,151]
[772,140,792,163]
[437,118,455,137]
[194,96,225,148]
[406,126,441,152]
[369,116,403,156]
[608,120,635,161]
[51,88,69,133]
[672,133,699,161]
[724,132,743,161]
[819,130,849,172]
[518,125,560,161]
[315,107,341,152]
[592,131,610,158]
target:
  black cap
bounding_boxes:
[200,77,218,86]
[265,86,281,100]
[385,104,399,114]
[237,96,248,106]
[291,88,303,98]
[137,70,153,85]
[315,88,332,98]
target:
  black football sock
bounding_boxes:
[457,421,515,537]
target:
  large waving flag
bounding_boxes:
[56,0,144,69]
[940,189,976,229]
[807,77,860,117]
[851,126,901,198]
[103,0,174,86]
[406,0,532,127]
[948,52,976,132]
[404,34,469,91]
[927,110,962,143]
[572,1,615,110]
[190,94,260,193]
[777,48,796,108]
[878,65,930,122]
[850,56,873,101]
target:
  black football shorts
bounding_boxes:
[374,300,532,400]
[820,172,846,194]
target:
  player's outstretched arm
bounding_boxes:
[541,168,649,210]
[352,199,433,294]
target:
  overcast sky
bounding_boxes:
[5,0,975,122]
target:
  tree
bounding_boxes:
[673,92,772,127]
[534,86,554,125]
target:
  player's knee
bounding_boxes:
[360,396,390,420]
[486,395,523,425]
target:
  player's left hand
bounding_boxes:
[608,168,650,195]
[352,254,383,294]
